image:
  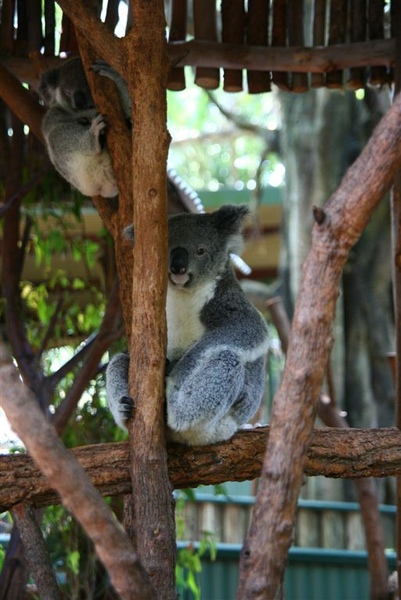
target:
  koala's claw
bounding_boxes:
[91,59,112,76]
[91,113,107,133]
[119,395,134,420]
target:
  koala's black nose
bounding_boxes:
[170,248,188,274]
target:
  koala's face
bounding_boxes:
[39,58,94,111]
[168,205,248,289]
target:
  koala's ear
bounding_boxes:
[123,224,135,244]
[213,204,249,234]
[38,68,59,102]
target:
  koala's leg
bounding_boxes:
[106,353,133,430]
[91,60,132,121]
[229,356,266,425]
[166,349,245,434]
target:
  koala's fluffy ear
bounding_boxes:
[213,204,249,254]
[38,68,59,104]
[123,224,135,244]
[213,204,249,232]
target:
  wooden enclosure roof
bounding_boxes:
[0,1,398,94]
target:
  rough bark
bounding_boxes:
[11,505,62,600]
[3,426,401,512]
[236,91,401,600]
[0,358,155,600]
[122,3,176,598]
[268,295,390,600]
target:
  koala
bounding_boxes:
[106,205,269,446]
[39,57,130,198]
[41,107,118,198]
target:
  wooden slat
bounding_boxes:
[348,0,367,90]
[104,0,120,33]
[43,0,55,57]
[167,0,187,91]
[327,0,348,88]
[271,0,290,90]
[0,0,16,53]
[311,0,327,88]
[221,0,245,92]
[27,0,42,54]
[59,13,79,54]
[369,0,388,86]
[193,0,220,89]
[246,0,271,93]
[288,0,308,92]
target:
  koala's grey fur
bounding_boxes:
[38,57,95,111]
[39,57,130,198]
[106,205,269,446]
[41,108,118,198]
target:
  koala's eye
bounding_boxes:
[77,117,91,126]
[196,246,206,256]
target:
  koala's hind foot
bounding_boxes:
[106,353,133,430]
[91,60,132,122]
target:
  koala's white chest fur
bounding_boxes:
[166,280,216,360]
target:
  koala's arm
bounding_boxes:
[91,60,132,122]
[106,353,133,430]
[42,108,117,198]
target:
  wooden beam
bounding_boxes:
[168,39,395,73]
[0,38,396,90]
[2,426,401,512]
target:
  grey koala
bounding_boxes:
[39,57,130,198]
[106,205,269,446]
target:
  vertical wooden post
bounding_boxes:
[123,2,177,598]
[391,3,401,597]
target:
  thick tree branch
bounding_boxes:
[122,2,176,597]
[0,356,155,600]
[237,87,401,600]
[0,63,44,142]
[2,426,401,513]
[55,0,123,76]
[268,295,389,599]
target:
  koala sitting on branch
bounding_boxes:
[38,57,129,198]
[106,205,269,446]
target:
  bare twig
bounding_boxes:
[51,282,122,433]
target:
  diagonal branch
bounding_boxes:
[56,0,124,76]
[0,63,44,142]
[0,352,156,600]
[50,282,122,433]
[237,91,401,599]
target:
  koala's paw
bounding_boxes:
[91,60,115,80]
[90,114,107,149]
[118,395,134,424]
